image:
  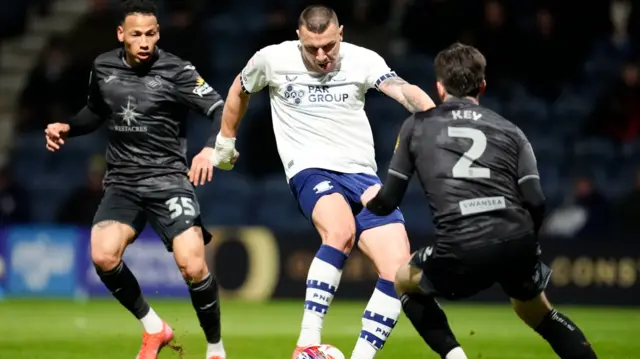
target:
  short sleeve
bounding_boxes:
[516,130,540,181]
[174,63,224,117]
[363,51,397,90]
[389,116,416,179]
[86,64,109,116]
[240,50,269,94]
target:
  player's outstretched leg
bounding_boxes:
[395,261,468,359]
[91,221,171,359]
[348,223,408,359]
[512,293,597,359]
[173,227,225,359]
[294,194,353,358]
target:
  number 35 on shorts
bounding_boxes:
[165,197,197,219]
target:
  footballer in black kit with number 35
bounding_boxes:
[361,43,598,359]
[44,1,228,359]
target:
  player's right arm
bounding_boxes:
[211,49,269,168]
[516,130,546,235]
[45,63,107,151]
[362,116,416,215]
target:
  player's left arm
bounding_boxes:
[365,52,435,113]
[362,116,416,215]
[174,62,229,185]
[174,62,225,147]
[378,77,435,113]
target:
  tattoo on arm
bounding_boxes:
[383,77,409,87]
[380,77,426,113]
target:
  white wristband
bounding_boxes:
[216,133,236,147]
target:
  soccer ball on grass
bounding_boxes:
[296,345,345,359]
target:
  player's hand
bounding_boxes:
[360,184,382,207]
[189,148,215,186]
[44,123,70,152]
[189,147,239,186]
[211,133,240,171]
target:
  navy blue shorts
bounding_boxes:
[289,168,405,239]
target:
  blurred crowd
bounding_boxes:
[1,0,640,240]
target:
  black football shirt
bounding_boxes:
[391,98,539,251]
[87,48,223,190]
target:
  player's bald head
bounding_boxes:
[298,5,339,33]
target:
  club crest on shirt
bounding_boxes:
[283,84,306,105]
[193,76,213,97]
[146,75,163,90]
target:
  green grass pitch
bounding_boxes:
[0,299,637,358]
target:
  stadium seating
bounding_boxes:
[7,0,640,228]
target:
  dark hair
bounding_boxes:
[434,42,486,98]
[298,5,339,33]
[121,0,157,22]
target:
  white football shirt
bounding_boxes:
[240,40,398,181]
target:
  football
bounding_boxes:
[296,344,345,359]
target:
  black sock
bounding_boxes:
[400,293,460,358]
[535,309,597,359]
[96,261,150,319]
[189,274,222,344]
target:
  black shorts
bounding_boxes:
[93,179,212,251]
[409,234,551,301]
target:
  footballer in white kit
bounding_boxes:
[189,5,436,359]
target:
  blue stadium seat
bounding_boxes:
[506,93,549,123]
[374,121,403,160]
[394,55,434,75]
[571,138,617,165]
[529,134,565,163]
[254,200,309,231]
[399,201,434,233]
[28,186,75,223]
[550,89,594,133]
[253,174,308,230]
[607,166,638,198]
[197,172,253,226]
[620,140,640,163]
[538,163,562,200]
[206,32,251,74]
[481,96,503,114]
[257,174,292,199]
[398,178,432,232]
[9,148,47,187]
[563,162,610,195]
[12,133,46,151]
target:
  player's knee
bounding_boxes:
[172,228,208,282]
[511,292,553,328]
[90,221,131,271]
[92,251,122,271]
[312,193,356,253]
[323,228,355,253]
[177,259,208,283]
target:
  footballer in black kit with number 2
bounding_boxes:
[361,43,598,359]
[44,2,227,359]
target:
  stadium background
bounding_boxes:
[0,0,639,358]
